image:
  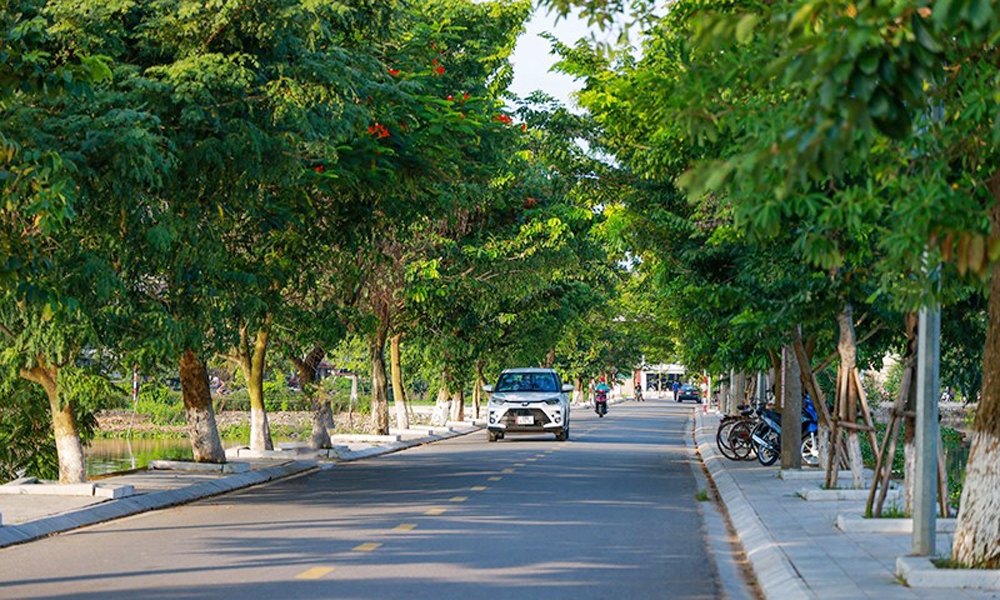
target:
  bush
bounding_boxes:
[0,382,59,482]
[135,382,185,425]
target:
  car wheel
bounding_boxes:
[555,430,567,441]
[487,430,499,442]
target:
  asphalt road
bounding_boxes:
[0,400,722,600]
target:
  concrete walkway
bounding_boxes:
[694,409,999,600]
[0,424,482,549]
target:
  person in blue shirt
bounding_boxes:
[672,379,681,402]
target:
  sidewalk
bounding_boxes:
[693,409,999,600]
[0,423,483,549]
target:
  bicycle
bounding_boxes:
[715,405,757,460]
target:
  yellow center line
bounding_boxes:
[295,567,334,580]
[526,458,537,462]
[501,469,515,474]
[470,486,487,491]
[425,507,447,515]
[488,476,502,481]
[514,463,526,467]
[393,523,417,531]
[352,542,381,552]
[450,496,468,502]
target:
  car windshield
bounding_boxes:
[495,372,559,393]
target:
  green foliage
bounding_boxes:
[0,381,58,482]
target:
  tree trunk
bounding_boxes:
[349,374,358,431]
[369,327,390,435]
[294,345,329,450]
[780,344,803,470]
[178,349,225,463]
[574,376,584,405]
[837,304,866,488]
[389,333,409,430]
[241,317,273,452]
[21,359,86,483]
[544,347,556,368]
[953,191,1000,568]
[901,313,919,512]
[473,360,486,419]
[732,371,746,412]
[451,386,465,422]
[431,370,452,427]
[770,349,783,411]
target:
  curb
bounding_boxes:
[0,424,484,549]
[897,556,1000,589]
[694,411,816,600]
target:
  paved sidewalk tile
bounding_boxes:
[694,411,998,600]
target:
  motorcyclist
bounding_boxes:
[595,377,611,416]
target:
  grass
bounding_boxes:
[866,501,909,519]
[695,489,709,502]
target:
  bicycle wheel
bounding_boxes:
[756,425,780,466]
[715,419,740,461]
[728,420,757,460]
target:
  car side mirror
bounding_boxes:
[561,384,574,392]
[482,385,493,393]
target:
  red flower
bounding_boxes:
[314,164,325,173]
[493,114,513,124]
[436,66,445,75]
[447,94,453,101]
[462,92,469,100]
[432,59,438,65]
[388,68,401,77]
[521,124,527,131]
[368,122,390,139]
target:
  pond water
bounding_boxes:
[85,438,288,477]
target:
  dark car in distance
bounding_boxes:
[677,383,701,403]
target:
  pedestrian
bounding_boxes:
[672,379,680,402]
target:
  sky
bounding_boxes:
[508,7,602,111]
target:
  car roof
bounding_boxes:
[500,368,557,374]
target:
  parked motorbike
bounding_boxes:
[595,390,609,417]
[750,395,819,466]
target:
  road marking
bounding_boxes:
[470,486,487,491]
[514,463,526,467]
[488,476,502,481]
[450,496,468,502]
[502,469,515,473]
[526,458,537,462]
[295,567,334,579]
[393,523,417,531]
[425,507,447,515]
[353,542,381,552]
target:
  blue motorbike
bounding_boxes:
[751,395,820,466]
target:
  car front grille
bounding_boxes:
[501,408,551,427]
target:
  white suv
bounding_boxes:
[483,368,572,442]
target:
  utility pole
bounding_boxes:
[913,305,940,555]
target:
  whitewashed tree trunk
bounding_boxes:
[904,441,916,513]
[837,304,865,488]
[178,349,225,463]
[348,374,358,431]
[451,388,465,422]
[817,425,831,473]
[20,360,88,483]
[847,432,865,489]
[431,386,451,427]
[390,334,409,430]
[953,430,1000,567]
[954,198,1000,568]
